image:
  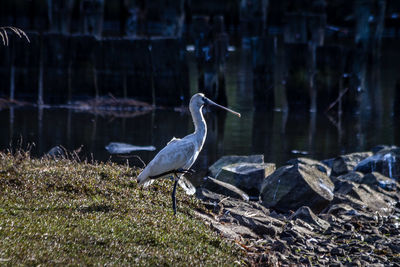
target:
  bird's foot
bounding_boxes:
[176,168,196,175]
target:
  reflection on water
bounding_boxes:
[1,105,399,174]
[1,47,400,178]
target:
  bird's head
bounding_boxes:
[189,93,241,117]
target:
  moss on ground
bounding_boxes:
[0,150,244,265]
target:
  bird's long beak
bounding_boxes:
[206,98,241,117]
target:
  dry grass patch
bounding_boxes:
[0,150,244,265]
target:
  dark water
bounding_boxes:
[1,48,400,179]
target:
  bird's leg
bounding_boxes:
[171,177,178,215]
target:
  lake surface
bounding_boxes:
[1,47,400,181]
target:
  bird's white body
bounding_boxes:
[137,94,208,194]
[137,93,240,214]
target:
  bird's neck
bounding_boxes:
[191,105,207,142]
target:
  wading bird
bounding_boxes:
[137,93,241,214]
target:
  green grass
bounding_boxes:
[0,150,244,265]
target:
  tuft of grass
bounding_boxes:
[0,26,30,46]
[0,150,244,265]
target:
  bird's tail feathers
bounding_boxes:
[178,177,196,195]
[138,169,195,194]
[137,169,150,186]
[143,179,154,187]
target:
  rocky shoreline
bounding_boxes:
[195,146,400,266]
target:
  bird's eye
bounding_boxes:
[202,97,208,105]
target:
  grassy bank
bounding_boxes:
[0,150,244,265]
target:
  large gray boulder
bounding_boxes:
[331,152,373,176]
[260,163,334,213]
[286,157,331,176]
[215,162,276,196]
[332,180,394,215]
[355,147,400,179]
[209,154,264,177]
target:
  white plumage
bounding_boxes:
[138,135,198,194]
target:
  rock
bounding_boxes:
[371,145,397,154]
[46,145,65,158]
[226,208,283,237]
[331,152,373,176]
[260,163,334,213]
[196,149,400,266]
[331,247,345,256]
[321,158,334,168]
[336,171,364,183]
[195,187,285,239]
[215,162,275,196]
[282,223,316,239]
[208,154,264,177]
[105,142,156,154]
[193,211,242,240]
[355,147,400,179]
[196,188,272,218]
[325,203,356,216]
[201,176,249,201]
[334,179,358,195]
[333,182,393,215]
[361,172,398,191]
[286,157,331,176]
[290,206,330,231]
[344,222,355,231]
[389,243,400,254]
[272,240,289,254]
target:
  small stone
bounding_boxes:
[315,246,328,253]
[337,171,364,183]
[290,206,330,231]
[281,236,296,245]
[389,243,400,253]
[331,247,345,256]
[328,262,342,267]
[201,176,249,201]
[272,240,289,254]
[349,246,360,253]
[344,223,355,231]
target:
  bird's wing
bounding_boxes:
[142,138,197,179]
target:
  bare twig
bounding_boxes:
[325,87,350,113]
